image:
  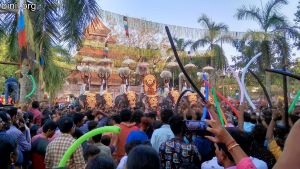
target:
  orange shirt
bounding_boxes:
[113,122,139,161]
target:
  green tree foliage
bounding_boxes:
[0,41,18,94]
[235,0,300,95]
[0,0,100,101]
[191,14,231,70]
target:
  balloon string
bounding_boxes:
[288,90,300,114]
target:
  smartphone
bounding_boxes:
[184,120,209,136]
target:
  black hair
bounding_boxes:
[131,110,144,124]
[0,111,9,131]
[88,121,98,131]
[32,101,40,109]
[42,120,57,133]
[169,115,184,135]
[112,114,121,124]
[84,145,100,160]
[120,109,132,122]
[160,109,173,124]
[218,128,252,162]
[24,112,34,124]
[152,121,162,130]
[85,110,95,121]
[127,145,160,169]
[251,124,266,145]
[125,140,142,154]
[146,111,156,120]
[3,106,17,119]
[58,117,74,133]
[88,121,102,143]
[0,111,9,123]
[101,135,111,146]
[0,133,17,169]
[86,156,115,169]
[72,113,85,125]
[243,112,252,123]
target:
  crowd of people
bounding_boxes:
[0,97,300,169]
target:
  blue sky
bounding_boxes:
[98,0,299,62]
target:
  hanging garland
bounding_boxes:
[101,10,245,41]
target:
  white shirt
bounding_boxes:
[116,156,127,169]
[150,124,175,152]
[201,156,268,169]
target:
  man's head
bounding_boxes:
[0,111,10,131]
[120,109,132,122]
[127,145,160,169]
[58,117,75,134]
[32,101,40,109]
[160,109,173,124]
[169,115,184,137]
[42,120,57,138]
[216,128,252,167]
[73,113,85,127]
[88,121,102,143]
[3,107,17,124]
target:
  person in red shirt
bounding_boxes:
[29,101,42,126]
[112,109,139,162]
[31,120,57,169]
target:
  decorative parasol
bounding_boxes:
[81,57,96,64]
[98,58,113,66]
[166,61,179,69]
[203,65,214,72]
[160,70,172,79]
[118,67,131,76]
[98,66,112,74]
[184,63,197,70]
[122,58,136,69]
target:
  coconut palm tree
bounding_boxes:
[236,0,300,95]
[0,0,100,102]
[191,14,230,70]
[166,37,193,61]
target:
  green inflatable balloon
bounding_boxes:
[25,75,37,99]
[288,90,300,114]
[58,126,120,168]
[212,87,225,126]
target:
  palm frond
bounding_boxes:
[197,14,213,29]
[236,6,264,28]
[214,23,229,32]
[32,0,60,44]
[265,14,287,31]
[60,0,101,47]
[264,0,288,23]
[51,45,71,62]
[191,38,209,51]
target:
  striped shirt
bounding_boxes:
[45,133,85,169]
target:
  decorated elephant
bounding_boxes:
[114,91,142,110]
[76,92,97,109]
[95,92,113,110]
